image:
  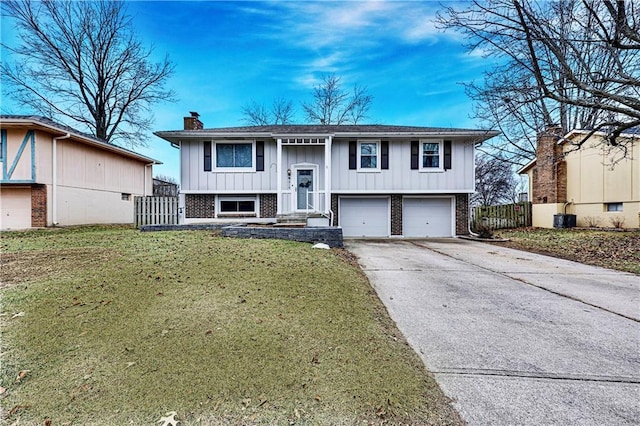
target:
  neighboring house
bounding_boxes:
[518,127,639,229]
[153,177,179,197]
[154,112,498,238]
[0,115,159,230]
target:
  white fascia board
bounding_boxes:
[517,158,536,174]
[331,189,475,194]
[180,189,275,194]
[333,130,500,139]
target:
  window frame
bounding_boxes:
[605,202,623,212]
[213,140,256,171]
[419,139,444,172]
[357,140,381,172]
[217,196,257,215]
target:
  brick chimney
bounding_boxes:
[184,111,203,130]
[532,126,566,204]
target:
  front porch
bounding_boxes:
[276,135,332,218]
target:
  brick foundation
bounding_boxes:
[31,184,47,227]
[391,195,403,235]
[455,193,469,235]
[185,194,215,218]
[259,194,277,218]
[331,194,339,226]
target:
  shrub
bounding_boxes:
[475,224,494,239]
[609,215,626,229]
[583,216,601,228]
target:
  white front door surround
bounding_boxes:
[291,163,319,212]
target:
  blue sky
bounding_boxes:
[2,1,490,181]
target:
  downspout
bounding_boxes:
[563,200,572,214]
[144,163,154,196]
[52,133,71,226]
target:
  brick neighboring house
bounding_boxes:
[1,115,159,230]
[154,112,499,238]
[519,127,640,228]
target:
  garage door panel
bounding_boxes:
[340,198,389,237]
[403,198,452,237]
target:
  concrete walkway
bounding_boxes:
[346,239,640,425]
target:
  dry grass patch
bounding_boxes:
[1,227,461,425]
[494,228,640,274]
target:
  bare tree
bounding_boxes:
[472,154,517,206]
[1,0,175,147]
[241,98,295,125]
[302,74,373,124]
[438,0,640,164]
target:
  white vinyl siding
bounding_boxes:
[340,197,389,237]
[332,139,473,192]
[403,197,453,237]
[182,140,277,192]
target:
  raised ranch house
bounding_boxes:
[0,115,159,230]
[154,113,498,238]
[519,127,640,229]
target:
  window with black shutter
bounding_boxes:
[381,141,389,170]
[349,141,357,169]
[204,141,212,172]
[256,141,265,171]
[444,140,452,170]
[410,141,419,169]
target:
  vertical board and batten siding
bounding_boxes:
[181,140,277,192]
[135,196,179,226]
[331,139,475,192]
[281,146,326,191]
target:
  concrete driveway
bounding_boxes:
[346,239,640,425]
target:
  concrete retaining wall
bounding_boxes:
[221,226,343,248]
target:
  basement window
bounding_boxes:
[605,202,623,212]
[219,197,256,214]
[121,193,131,201]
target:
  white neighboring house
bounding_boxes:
[154,113,498,238]
[0,115,159,230]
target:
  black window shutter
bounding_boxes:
[349,141,357,170]
[381,141,389,169]
[204,141,212,172]
[444,140,452,170]
[410,140,419,170]
[256,141,265,171]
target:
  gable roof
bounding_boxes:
[154,124,499,143]
[0,115,160,164]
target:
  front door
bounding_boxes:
[296,168,314,211]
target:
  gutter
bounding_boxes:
[52,132,71,225]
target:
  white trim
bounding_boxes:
[331,189,474,194]
[181,189,276,194]
[419,139,444,172]
[324,136,332,216]
[184,217,276,225]
[357,139,381,172]
[276,138,282,214]
[213,140,256,172]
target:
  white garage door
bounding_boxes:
[340,197,389,238]
[0,188,32,230]
[403,198,453,237]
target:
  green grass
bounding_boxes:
[0,227,461,425]
[494,228,640,274]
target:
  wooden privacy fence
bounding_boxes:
[472,202,532,231]
[135,196,179,227]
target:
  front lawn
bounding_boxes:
[494,228,640,274]
[0,227,461,425]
